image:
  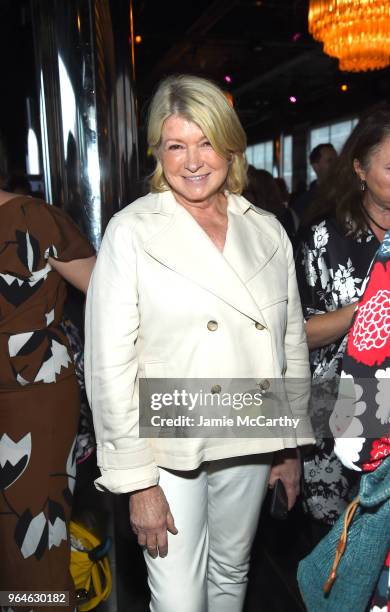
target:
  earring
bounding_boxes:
[360,179,366,192]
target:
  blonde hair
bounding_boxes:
[147,74,247,194]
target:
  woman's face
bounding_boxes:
[159,115,230,208]
[355,134,390,210]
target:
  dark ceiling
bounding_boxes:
[133,0,390,143]
[0,0,389,174]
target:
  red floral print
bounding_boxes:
[362,437,390,472]
[347,261,390,366]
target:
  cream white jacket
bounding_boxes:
[84,190,313,494]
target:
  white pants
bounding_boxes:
[144,454,272,612]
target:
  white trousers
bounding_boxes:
[144,454,272,612]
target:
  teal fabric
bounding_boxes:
[297,456,390,612]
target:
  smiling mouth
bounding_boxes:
[182,174,210,181]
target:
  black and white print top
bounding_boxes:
[296,217,379,380]
[295,216,380,524]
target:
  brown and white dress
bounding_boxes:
[0,196,94,610]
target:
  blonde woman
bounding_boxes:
[85,75,312,612]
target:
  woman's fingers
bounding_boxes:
[137,531,147,547]
[156,530,169,558]
[145,533,159,558]
[137,523,171,558]
[269,451,301,510]
[166,510,178,535]
[283,481,298,510]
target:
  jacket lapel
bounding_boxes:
[224,194,278,284]
[143,192,277,325]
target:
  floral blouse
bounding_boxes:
[295,216,379,524]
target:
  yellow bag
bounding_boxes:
[70,520,112,611]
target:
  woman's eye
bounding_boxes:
[168,144,182,150]
[201,141,212,147]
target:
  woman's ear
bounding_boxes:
[353,158,365,181]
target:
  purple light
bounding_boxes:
[289,96,297,103]
[224,75,232,84]
[292,32,301,42]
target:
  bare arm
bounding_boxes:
[48,255,96,294]
[129,485,178,558]
[305,302,357,350]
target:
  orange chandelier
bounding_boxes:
[308,0,390,72]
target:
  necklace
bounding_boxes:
[361,204,390,232]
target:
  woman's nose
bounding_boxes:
[184,147,204,172]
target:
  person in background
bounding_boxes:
[243,166,297,245]
[274,177,290,207]
[295,106,390,545]
[243,166,285,217]
[85,74,312,612]
[275,176,300,246]
[292,143,337,223]
[0,189,95,611]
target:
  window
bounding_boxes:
[281,134,292,191]
[308,118,358,184]
[246,140,273,173]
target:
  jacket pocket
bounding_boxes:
[261,297,288,367]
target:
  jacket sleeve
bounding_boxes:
[84,216,159,494]
[280,224,314,446]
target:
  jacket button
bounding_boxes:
[257,379,270,392]
[207,320,218,331]
[255,322,265,330]
[211,384,221,394]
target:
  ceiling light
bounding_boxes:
[308,0,390,72]
[135,35,142,44]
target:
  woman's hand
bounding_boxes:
[268,449,301,510]
[48,255,96,294]
[129,485,178,558]
[305,302,357,350]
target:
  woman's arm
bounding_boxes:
[305,302,357,350]
[84,218,176,554]
[84,218,159,494]
[48,255,96,294]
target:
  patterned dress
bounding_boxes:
[296,216,379,525]
[333,230,390,611]
[0,196,94,610]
